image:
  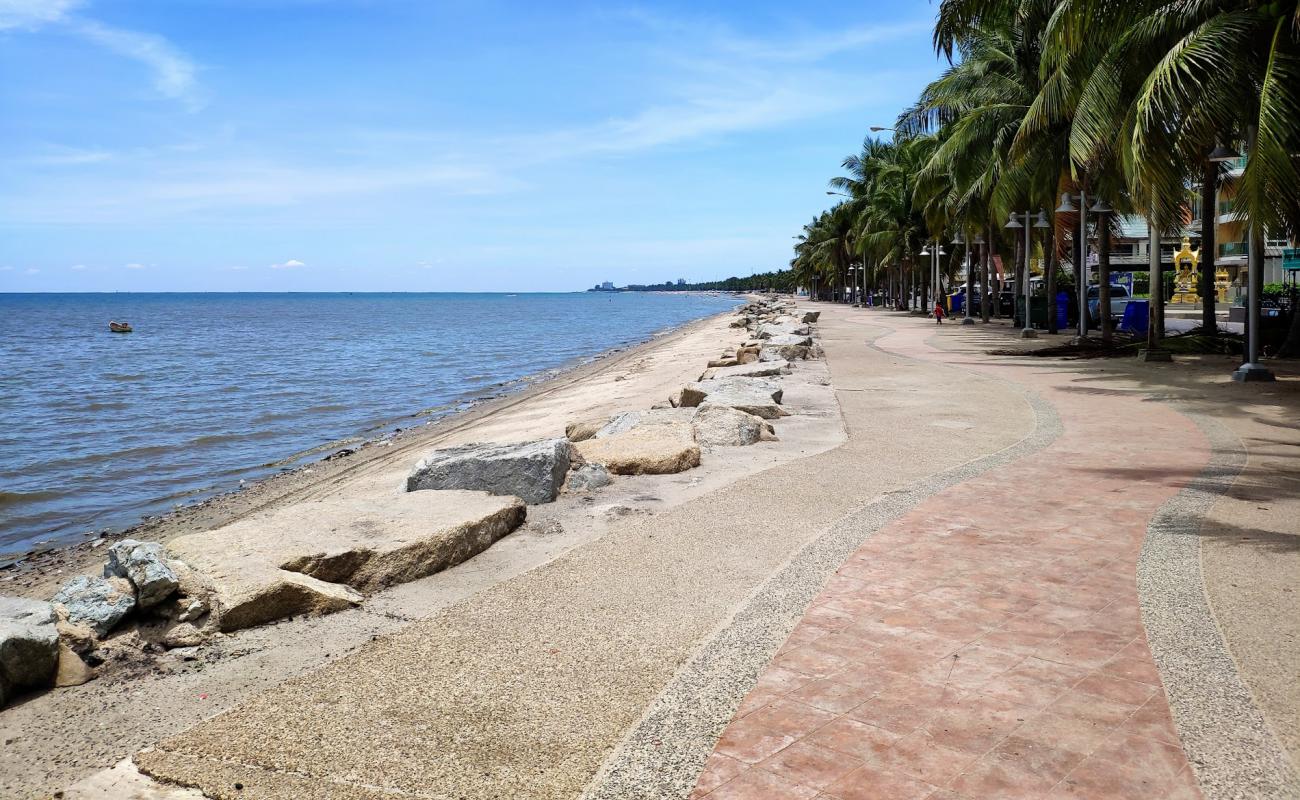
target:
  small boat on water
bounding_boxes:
[109,321,133,333]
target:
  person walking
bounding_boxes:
[934,300,945,324]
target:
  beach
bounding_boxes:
[2,301,1296,799]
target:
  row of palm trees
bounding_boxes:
[792,0,1298,360]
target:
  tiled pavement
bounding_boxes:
[691,319,1211,799]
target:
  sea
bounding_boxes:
[0,291,741,561]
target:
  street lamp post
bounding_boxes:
[920,239,947,315]
[1211,138,1276,382]
[1006,210,1051,338]
[1055,189,1096,338]
[954,231,975,325]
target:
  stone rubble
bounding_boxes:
[407,438,572,504]
[0,596,59,706]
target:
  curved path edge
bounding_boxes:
[1139,411,1300,799]
[582,347,1062,800]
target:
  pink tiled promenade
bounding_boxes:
[692,320,1209,800]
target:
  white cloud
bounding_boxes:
[124,262,145,269]
[72,19,201,109]
[25,267,40,274]
[70,263,87,270]
[0,265,12,271]
[269,259,305,270]
[0,0,82,30]
[0,1,201,109]
[227,265,248,271]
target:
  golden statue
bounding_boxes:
[1171,236,1200,304]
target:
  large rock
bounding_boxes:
[595,408,695,438]
[407,438,571,504]
[566,463,613,492]
[573,423,700,475]
[700,361,791,381]
[760,343,813,362]
[756,322,810,339]
[0,596,59,706]
[168,491,526,632]
[564,418,608,443]
[678,377,785,419]
[54,643,95,687]
[802,311,821,323]
[104,539,179,608]
[691,405,771,447]
[52,576,136,638]
[765,333,814,347]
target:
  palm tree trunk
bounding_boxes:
[1046,226,1058,335]
[980,227,991,323]
[1014,234,1024,325]
[1200,160,1217,333]
[1148,211,1164,349]
[1099,216,1113,344]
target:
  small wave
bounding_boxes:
[84,401,130,411]
[304,404,349,414]
[218,385,241,393]
[103,373,147,382]
[189,430,282,447]
[0,489,62,509]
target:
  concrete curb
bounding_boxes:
[1139,411,1300,800]
[582,365,1062,799]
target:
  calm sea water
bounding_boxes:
[0,292,740,560]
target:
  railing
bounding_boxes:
[1219,241,1248,258]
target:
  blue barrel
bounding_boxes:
[1121,299,1149,334]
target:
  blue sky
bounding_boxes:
[0,1,942,292]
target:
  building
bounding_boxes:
[1203,156,1290,295]
[677,278,686,286]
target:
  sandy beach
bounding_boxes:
[2,300,1296,800]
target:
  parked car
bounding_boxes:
[1087,284,1132,323]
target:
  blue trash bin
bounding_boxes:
[1120,299,1149,334]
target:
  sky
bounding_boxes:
[0,0,943,292]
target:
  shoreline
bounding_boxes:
[1,303,741,595]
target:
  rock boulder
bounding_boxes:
[0,596,59,706]
[765,333,814,347]
[52,576,136,638]
[699,361,791,381]
[691,405,771,447]
[801,311,821,323]
[566,463,613,492]
[168,491,526,632]
[573,423,700,475]
[407,438,571,504]
[760,344,812,362]
[104,539,179,608]
[564,418,608,443]
[678,377,785,418]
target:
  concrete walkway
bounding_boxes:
[82,304,1296,800]
[129,305,1033,799]
[689,314,1282,799]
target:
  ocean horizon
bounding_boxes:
[0,291,741,560]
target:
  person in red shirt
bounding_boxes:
[934,301,945,324]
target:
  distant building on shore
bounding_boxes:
[677,278,686,286]
[590,281,617,292]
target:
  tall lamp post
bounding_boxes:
[953,231,975,325]
[1006,210,1051,338]
[920,240,946,314]
[974,232,988,322]
[1211,141,1275,381]
[1055,189,1104,338]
